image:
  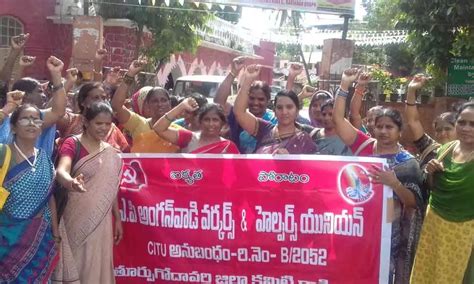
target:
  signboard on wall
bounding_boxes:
[447,58,474,97]
[189,0,355,15]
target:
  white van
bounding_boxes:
[173,75,237,101]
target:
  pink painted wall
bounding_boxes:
[1,0,73,79]
[1,0,276,86]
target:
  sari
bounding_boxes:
[190,140,239,154]
[351,130,424,284]
[254,119,317,154]
[310,128,352,156]
[411,141,474,284]
[52,145,122,284]
[177,130,239,154]
[59,112,129,152]
[0,148,58,283]
[131,129,180,153]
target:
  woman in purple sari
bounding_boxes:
[0,104,59,283]
[233,65,316,154]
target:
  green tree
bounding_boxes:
[276,43,300,60]
[97,0,211,69]
[398,0,474,76]
[362,0,401,30]
[212,5,242,24]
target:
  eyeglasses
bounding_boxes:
[17,117,44,127]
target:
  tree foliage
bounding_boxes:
[362,0,401,30]
[97,0,212,66]
[276,43,300,61]
[212,5,242,24]
[398,0,474,73]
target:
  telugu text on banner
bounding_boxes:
[114,154,392,283]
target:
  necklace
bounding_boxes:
[13,142,38,172]
[273,127,297,143]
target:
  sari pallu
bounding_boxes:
[0,149,57,283]
[52,145,122,284]
[351,131,424,283]
[189,140,239,154]
[380,151,424,284]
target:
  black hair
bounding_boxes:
[456,102,474,119]
[169,95,179,108]
[309,91,333,111]
[374,107,403,130]
[198,103,226,123]
[434,112,456,129]
[145,87,170,103]
[189,92,207,110]
[77,82,103,113]
[274,90,300,110]
[320,99,334,112]
[10,103,41,126]
[368,105,384,116]
[249,81,271,100]
[83,101,113,122]
[11,77,40,94]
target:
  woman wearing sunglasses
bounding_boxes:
[0,104,59,282]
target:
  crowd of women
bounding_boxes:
[0,33,473,284]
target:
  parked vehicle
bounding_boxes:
[173,75,237,101]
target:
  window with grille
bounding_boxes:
[0,16,24,48]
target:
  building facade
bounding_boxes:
[0,0,275,85]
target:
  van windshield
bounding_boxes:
[174,81,219,98]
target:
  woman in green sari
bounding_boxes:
[411,102,474,284]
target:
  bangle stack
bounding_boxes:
[123,74,135,85]
[336,88,349,98]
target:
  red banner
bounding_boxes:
[114,154,392,284]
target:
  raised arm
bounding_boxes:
[42,56,67,128]
[405,74,428,141]
[333,69,360,146]
[153,98,198,144]
[0,33,29,83]
[93,49,108,82]
[298,85,317,105]
[349,73,371,129]
[233,65,261,136]
[64,68,78,94]
[111,59,146,125]
[286,63,303,92]
[15,55,36,81]
[214,56,246,115]
[0,91,24,124]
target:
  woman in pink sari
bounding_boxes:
[52,102,123,283]
[154,98,239,154]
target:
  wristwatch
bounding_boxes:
[51,82,64,93]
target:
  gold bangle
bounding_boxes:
[53,236,62,243]
[229,71,236,78]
